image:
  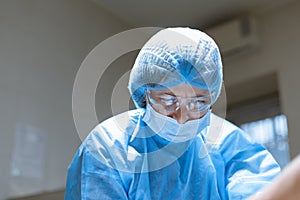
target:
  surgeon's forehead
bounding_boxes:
[151,84,209,97]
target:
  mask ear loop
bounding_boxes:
[145,90,154,106]
[145,90,150,104]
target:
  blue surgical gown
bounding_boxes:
[65,109,280,200]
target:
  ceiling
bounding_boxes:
[92,0,295,29]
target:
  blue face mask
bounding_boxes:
[143,103,211,143]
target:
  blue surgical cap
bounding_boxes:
[128,27,223,108]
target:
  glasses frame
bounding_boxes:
[146,90,211,114]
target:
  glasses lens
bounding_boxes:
[186,98,210,112]
[147,93,177,112]
[147,91,210,113]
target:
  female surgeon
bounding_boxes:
[65,27,280,200]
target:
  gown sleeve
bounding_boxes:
[221,129,281,200]
[64,141,129,200]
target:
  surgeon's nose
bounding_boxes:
[172,105,190,124]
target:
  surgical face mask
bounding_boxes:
[143,103,211,143]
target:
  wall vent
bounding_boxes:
[206,16,259,59]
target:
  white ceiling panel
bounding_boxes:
[92,0,296,28]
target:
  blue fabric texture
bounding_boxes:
[128,27,223,108]
[65,110,280,200]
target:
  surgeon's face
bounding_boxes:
[147,84,211,124]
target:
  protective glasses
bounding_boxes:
[146,90,211,113]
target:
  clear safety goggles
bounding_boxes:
[146,90,211,114]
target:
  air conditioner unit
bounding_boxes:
[206,16,259,59]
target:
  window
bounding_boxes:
[224,73,290,168]
[240,115,290,168]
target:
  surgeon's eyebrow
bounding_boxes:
[150,88,211,98]
[158,92,210,99]
[161,91,176,96]
[150,89,174,95]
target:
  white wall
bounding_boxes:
[0,0,129,199]
[224,0,300,158]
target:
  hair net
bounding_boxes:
[128,27,223,108]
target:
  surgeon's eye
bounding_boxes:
[194,100,205,107]
[159,95,177,106]
[190,98,210,109]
